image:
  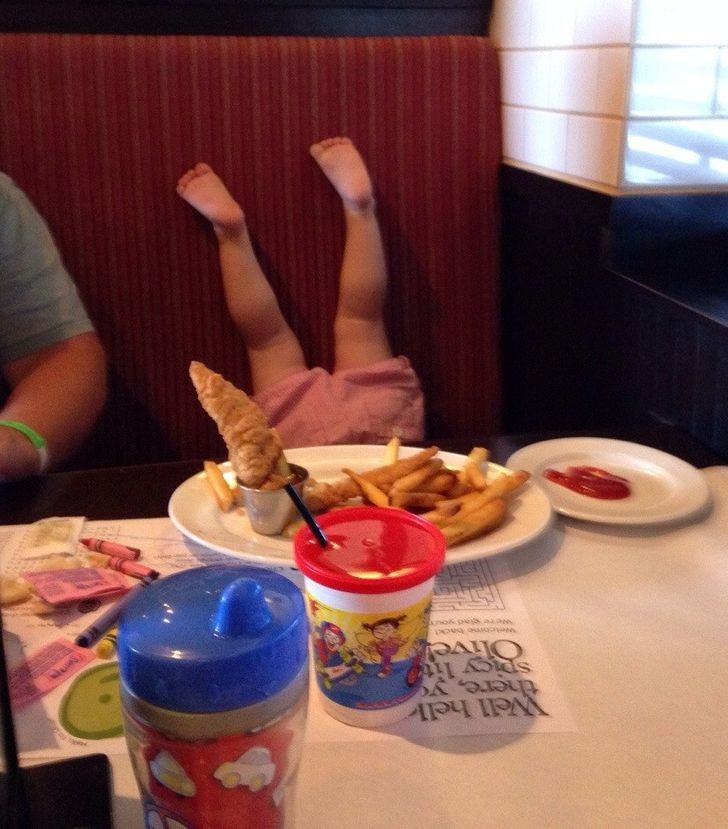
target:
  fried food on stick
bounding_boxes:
[189,361,283,488]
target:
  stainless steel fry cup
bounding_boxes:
[241,463,308,536]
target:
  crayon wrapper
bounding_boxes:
[21,567,130,605]
[8,637,96,708]
[107,557,158,580]
[83,538,141,560]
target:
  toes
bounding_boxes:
[310,136,352,156]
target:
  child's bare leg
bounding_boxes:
[310,138,392,371]
[177,163,306,391]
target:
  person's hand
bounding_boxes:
[0,425,43,482]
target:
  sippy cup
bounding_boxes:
[117,564,308,829]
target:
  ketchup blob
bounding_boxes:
[543,466,631,500]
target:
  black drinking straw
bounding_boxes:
[284,482,328,547]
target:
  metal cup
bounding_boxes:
[241,463,308,536]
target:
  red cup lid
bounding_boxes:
[293,506,446,593]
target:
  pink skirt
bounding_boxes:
[253,356,425,447]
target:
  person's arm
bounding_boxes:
[0,332,107,481]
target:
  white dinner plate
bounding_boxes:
[506,437,711,525]
[168,445,553,566]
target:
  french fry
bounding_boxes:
[440,498,507,546]
[203,460,236,512]
[422,501,461,525]
[297,445,527,550]
[451,446,490,494]
[389,491,445,510]
[390,459,444,494]
[315,446,440,505]
[428,487,492,519]
[384,435,401,464]
[457,448,482,481]
[463,460,489,491]
[467,446,489,465]
[482,468,530,500]
[441,478,472,499]
[433,469,530,521]
[342,468,390,507]
[416,470,458,494]
[362,446,440,488]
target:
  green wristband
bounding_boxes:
[0,420,49,472]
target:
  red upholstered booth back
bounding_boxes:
[0,34,502,467]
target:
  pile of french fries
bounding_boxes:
[336,438,529,547]
[201,438,530,548]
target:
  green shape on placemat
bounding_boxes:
[60,662,123,740]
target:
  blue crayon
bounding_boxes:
[75,578,152,648]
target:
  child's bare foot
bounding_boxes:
[310,137,374,213]
[176,163,246,237]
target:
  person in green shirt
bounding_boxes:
[0,172,107,481]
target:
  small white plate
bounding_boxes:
[168,444,553,566]
[507,437,711,525]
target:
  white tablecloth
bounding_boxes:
[294,466,728,829]
[13,467,728,828]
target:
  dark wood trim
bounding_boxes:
[0,1,492,35]
[499,164,728,459]
[499,165,614,433]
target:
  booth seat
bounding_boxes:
[0,33,502,467]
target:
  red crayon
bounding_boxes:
[105,556,159,582]
[81,537,141,560]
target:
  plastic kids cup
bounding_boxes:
[293,506,446,727]
[117,565,309,829]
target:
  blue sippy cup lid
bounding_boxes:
[117,565,307,712]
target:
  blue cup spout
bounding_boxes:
[117,564,308,711]
[212,577,272,637]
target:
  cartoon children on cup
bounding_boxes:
[312,621,362,687]
[357,615,408,677]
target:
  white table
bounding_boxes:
[91,466,728,828]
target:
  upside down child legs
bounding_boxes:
[175,158,306,393]
[177,137,424,445]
